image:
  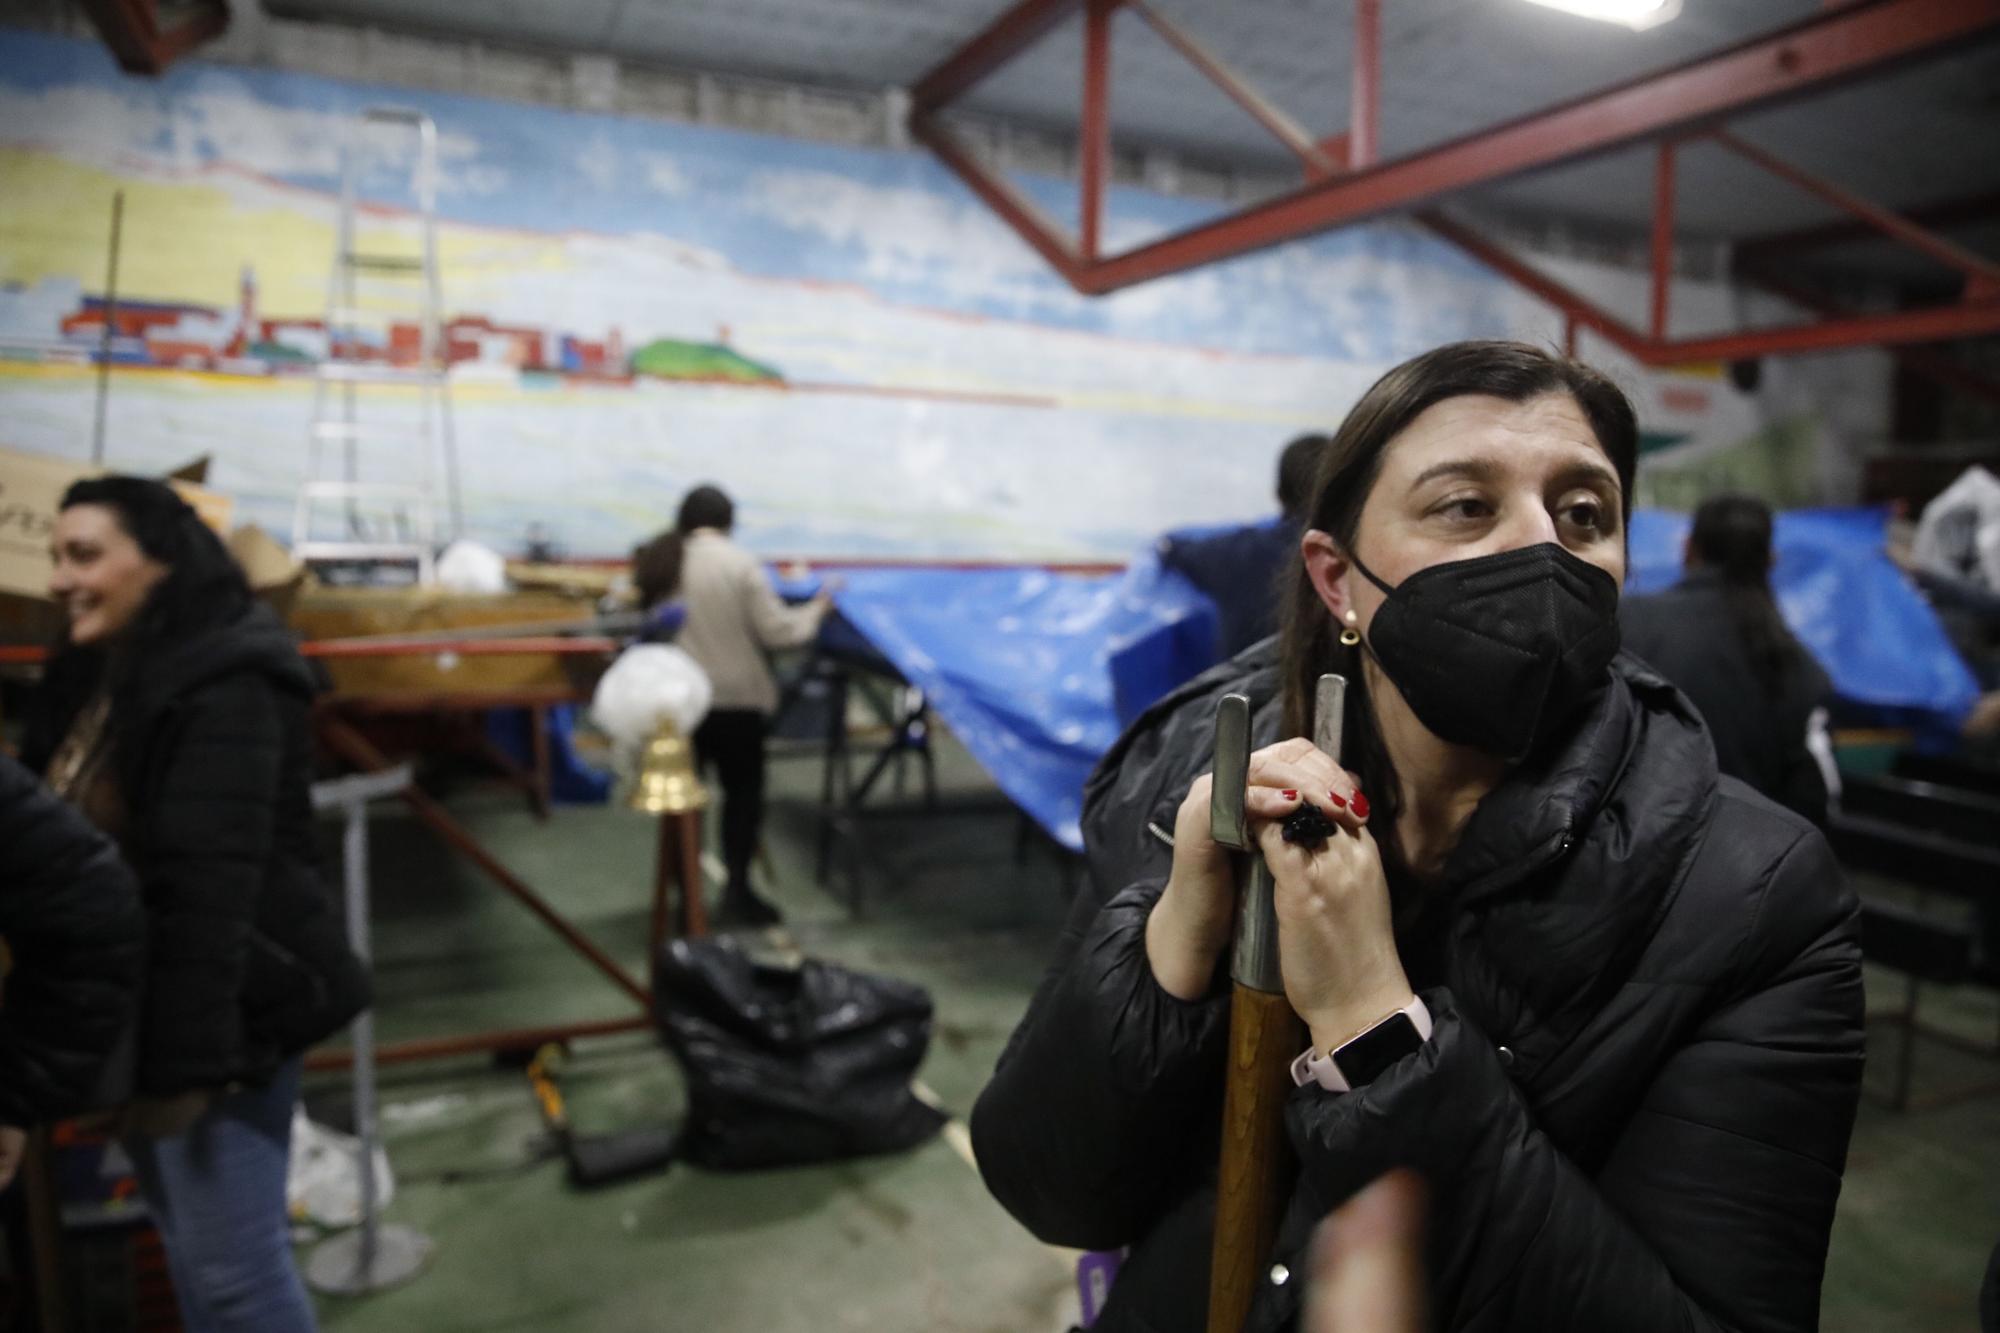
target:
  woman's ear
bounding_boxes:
[1301,529,1351,623]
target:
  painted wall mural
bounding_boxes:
[0,28,1836,560]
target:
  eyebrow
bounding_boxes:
[1408,458,1503,489]
[1407,455,1621,493]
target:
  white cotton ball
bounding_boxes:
[590,645,714,754]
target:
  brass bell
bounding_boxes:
[628,718,709,815]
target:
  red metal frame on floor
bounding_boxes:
[909,0,2000,363]
[306,709,704,1071]
[0,630,694,1069]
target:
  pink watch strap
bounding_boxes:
[1290,995,1433,1093]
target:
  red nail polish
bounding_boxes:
[1351,792,1371,820]
[1281,789,1298,800]
[1327,791,1346,809]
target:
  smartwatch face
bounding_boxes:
[1339,1013,1424,1087]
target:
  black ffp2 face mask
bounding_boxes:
[1349,542,1622,763]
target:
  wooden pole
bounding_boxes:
[1207,676,1345,1332]
[1208,985,1301,1329]
[91,190,124,464]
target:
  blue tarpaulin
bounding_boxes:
[828,554,1212,851]
[826,508,1978,852]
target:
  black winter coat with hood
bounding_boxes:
[0,754,144,1125]
[971,639,1863,1333]
[24,605,368,1096]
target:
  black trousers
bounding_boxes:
[693,709,767,894]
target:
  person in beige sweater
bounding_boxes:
[636,485,832,925]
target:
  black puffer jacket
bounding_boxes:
[25,606,368,1095]
[972,640,1863,1332]
[0,754,144,1125]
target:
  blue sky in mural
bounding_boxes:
[0,27,1512,361]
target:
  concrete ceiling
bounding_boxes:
[262,0,2000,277]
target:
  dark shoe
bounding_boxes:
[715,888,784,929]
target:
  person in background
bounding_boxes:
[638,484,833,927]
[973,341,1861,1332]
[0,753,145,1191]
[1159,433,1328,660]
[1623,494,1837,825]
[22,476,368,1333]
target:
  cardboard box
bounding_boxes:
[0,446,88,602]
[0,444,233,602]
[227,523,308,619]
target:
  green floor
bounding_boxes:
[299,735,2000,1333]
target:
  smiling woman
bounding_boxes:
[971,341,1864,1333]
[24,475,367,1333]
[47,500,170,648]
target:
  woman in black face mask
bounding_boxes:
[971,340,1863,1333]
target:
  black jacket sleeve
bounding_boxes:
[0,755,144,1125]
[970,879,1231,1249]
[1284,832,1862,1333]
[130,675,286,1093]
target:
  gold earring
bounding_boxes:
[1339,610,1361,647]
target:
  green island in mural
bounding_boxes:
[629,338,783,385]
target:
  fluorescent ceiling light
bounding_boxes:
[1519,0,1683,30]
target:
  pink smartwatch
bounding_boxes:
[1290,995,1433,1093]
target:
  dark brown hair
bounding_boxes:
[1277,340,1638,844]
[631,528,685,609]
[635,483,736,609]
[675,484,733,534]
[27,475,255,786]
[1276,433,1331,521]
[1688,493,1801,701]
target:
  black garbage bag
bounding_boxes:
[653,935,947,1170]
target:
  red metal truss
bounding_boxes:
[1735,190,2000,268]
[908,0,2000,363]
[1735,266,2000,408]
[79,0,231,75]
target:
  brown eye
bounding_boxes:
[1436,497,1491,522]
[1561,500,1607,533]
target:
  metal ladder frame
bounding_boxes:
[295,106,463,580]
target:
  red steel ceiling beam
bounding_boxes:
[1127,0,1339,176]
[1080,0,1113,259]
[1708,129,2000,298]
[1349,0,1380,171]
[911,0,2000,297]
[79,0,231,75]
[1083,0,2000,293]
[910,0,1086,111]
[909,114,1085,284]
[1657,299,2000,362]
[1413,211,1650,360]
[1415,210,2000,365]
[1734,189,2000,266]
[1738,265,2000,407]
[1650,141,1677,340]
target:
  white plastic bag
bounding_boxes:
[287,1107,395,1230]
[435,539,510,593]
[591,644,713,767]
[1913,465,2000,593]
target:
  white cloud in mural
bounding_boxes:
[639,153,691,198]
[576,133,621,193]
[738,167,1052,282]
[0,76,506,196]
[0,79,169,163]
